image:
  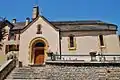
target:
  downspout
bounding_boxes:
[59,30,62,59]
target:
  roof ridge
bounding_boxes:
[50,20,102,22]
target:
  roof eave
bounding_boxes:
[61,29,117,32]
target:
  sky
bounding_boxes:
[0,0,120,34]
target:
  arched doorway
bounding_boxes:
[29,37,49,65]
[33,42,45,64]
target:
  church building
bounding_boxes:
[0,6,120,66]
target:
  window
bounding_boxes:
[36,24,42,34]
[16,45,19,51]
[70,36,74,47]
[18,34,20,40]
[5,45,19,54]
[8,33,16,40]
[5,45,9,54]
[68,35,76,50]
[9,45,16,51]
[99,35,104,46]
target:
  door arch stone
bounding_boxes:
[29,37,49,65]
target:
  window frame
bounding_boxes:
[36,24,42,34]
[99,35,105,47]
[68,34,76,50]
[8,32,16,40]
[5,45,19,54]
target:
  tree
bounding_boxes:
[0,17,7,49]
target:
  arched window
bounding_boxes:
[36,24,42,34]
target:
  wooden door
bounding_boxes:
[34,48,44,65]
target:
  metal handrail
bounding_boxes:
[48,54,120,61]
[53,54,120,56]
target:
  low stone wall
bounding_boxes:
[45,64,120,80]
[0,59,16,80]
[46,60,120,67]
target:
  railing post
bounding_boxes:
[89,52,97,61]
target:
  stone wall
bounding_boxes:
[0,59,16,80]
[45,64,120,80]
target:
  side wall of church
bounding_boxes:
[60,31,120,61]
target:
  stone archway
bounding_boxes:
[29,37,49,65]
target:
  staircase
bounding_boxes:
[5,65,120,80]
[6,66,50,80]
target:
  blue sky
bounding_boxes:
[0,0,120,34]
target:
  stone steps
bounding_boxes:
[6,65,120,80]
[5,79,47,80]
[6,66,48,79]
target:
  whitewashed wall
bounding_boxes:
[61,32,120,61]
[19,17,59,66]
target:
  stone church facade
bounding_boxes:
[0,6,120,66]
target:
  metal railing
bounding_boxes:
[47,54,120,63]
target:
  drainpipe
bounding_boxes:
[59,30,62,59]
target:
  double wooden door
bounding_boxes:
[34,48,44,65]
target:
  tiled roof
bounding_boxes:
[12,22,26,30]
[51,20,116,26]
[51,20,117,31]
[11,20,117,31]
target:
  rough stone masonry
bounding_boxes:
[6,64,120,80]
